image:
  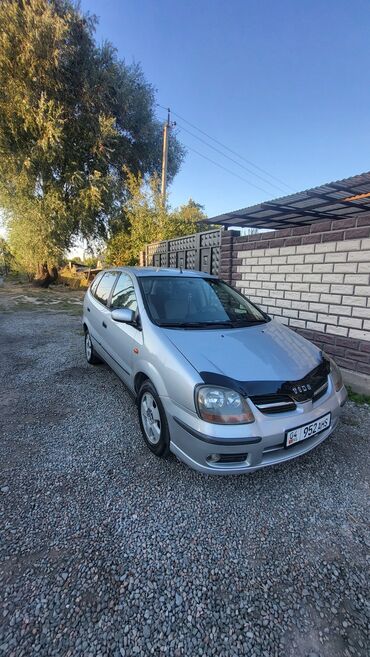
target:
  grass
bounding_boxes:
[347,386,370,406]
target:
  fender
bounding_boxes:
[134,358,169,398]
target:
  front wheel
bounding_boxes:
[138,381,170,457]
[84,330,101,365]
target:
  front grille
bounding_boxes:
[312,379,328,402]
[248,360,330,414]
[251,394,296,414]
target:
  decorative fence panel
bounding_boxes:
[145,229,221,275]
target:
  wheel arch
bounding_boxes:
[134,371,149,395]
[134,361,169,399]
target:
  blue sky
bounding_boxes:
[81,0,370,218]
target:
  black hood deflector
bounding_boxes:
[199,356,330,403]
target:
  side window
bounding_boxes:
[90,272,103,296]
[94,272,118,307]
[111,273,138,312]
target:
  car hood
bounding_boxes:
[164,319,321,383]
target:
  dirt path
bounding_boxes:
[0,281,84,313]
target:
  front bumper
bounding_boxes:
[164,380,347,475]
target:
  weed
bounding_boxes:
[347,386,370,406]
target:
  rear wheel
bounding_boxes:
[84,330,101,365]
[138,381,170,457]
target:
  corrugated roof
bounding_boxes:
[204,172,370,229]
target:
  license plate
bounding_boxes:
[285,413,331,448]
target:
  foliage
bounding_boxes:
[0,0,185,277]
[83,256,98,268]
[68,256,83,264]
[105,171,207,266]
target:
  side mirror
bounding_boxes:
[111,308,135,324]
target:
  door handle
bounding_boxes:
[102,321,107,328]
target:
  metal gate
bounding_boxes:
[145,229,221,275]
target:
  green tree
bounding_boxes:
[0,0,184,281]
[167,199,209,239]
[105,171,207,266]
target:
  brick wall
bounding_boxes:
[221,216,370,375]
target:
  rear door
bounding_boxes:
[88,271,119,354]
[106,272,143,387]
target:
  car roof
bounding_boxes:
[102,267,218,279]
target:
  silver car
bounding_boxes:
[83,267,347,474]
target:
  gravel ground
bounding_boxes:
[0,307,369,657]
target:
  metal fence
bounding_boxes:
[144,229,221,275]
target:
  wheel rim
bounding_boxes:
[141,392,161,445]
[85,333,92,360]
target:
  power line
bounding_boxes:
[176,122,287,194]
[172,107,293,191]
[181,142,273,196]
[157,111,278,195]
[157,103,293,192]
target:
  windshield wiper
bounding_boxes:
[159,319,269,328]
[159,321,234,329]
[232,318,269,326]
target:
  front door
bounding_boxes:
[106,272,143,388]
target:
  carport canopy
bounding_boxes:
[203,172,370,230]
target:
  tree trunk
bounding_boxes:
[49,266,58,284]
[33,263,57,288]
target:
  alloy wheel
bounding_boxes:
[85,333,92,360]
[140,392,161,445]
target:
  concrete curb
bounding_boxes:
[342,368,370,395]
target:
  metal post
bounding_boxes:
[161,108,170,202]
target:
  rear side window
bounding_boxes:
[111,273,138,312]
[94,272,118,306]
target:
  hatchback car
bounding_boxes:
[83,267,347,474]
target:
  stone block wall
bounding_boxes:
[220,217,370,375]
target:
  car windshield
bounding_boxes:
[139,276,269,328]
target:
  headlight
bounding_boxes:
[196,386,255,424]
[323,353,343,392]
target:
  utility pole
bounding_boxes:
[161,108,171,203]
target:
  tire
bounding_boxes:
[84,330,102,365]
[138,381,170,457]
